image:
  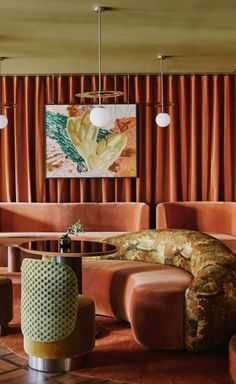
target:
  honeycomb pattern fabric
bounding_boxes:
[21,259,78,342]
[105,229,236,352]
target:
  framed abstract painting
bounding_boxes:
[45,104,137,178]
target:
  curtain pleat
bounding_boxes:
[201,76,211,200]
[178,76,190,200]
[0,74,235,203]
[223,76,235,200]
[210,76,221,200]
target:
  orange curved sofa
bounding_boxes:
[0,202,150,271]
[83,229,236,352]
[156,201,236,253]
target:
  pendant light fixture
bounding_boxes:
[76,6,123,129]
[0,57,17,129]
[155,55,170,128]
[0,58,8,129]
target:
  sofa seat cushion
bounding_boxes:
[82,259,193,349]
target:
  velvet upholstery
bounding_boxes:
[0,202,149,232]
[24,295,95,359]
[0,202,150,270]
[83,259,192,349]
[83,229,236,352]
[156,202,236,252]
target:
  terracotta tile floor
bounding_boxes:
[0,344,127,383]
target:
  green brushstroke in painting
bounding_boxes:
[46,111,110,172]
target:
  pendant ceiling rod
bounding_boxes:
[95,6,104,106]
[155,55,170,128]
[0,58,4,114]
[75,6,123,100]
[0,57,8,129]
[159,55,164,112]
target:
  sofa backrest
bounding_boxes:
[156,202,236,235]
[0,202,150,232]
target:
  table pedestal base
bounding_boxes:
[7,247,21,273]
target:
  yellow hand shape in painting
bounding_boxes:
[66,110,127,173]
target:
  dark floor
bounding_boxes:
[0,344,127,384]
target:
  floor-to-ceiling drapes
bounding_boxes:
[0,74,235,203]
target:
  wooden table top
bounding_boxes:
[18,239,118,258]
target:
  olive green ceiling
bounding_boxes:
[0,0,236,75]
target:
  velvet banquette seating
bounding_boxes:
[0,202,150,272]
[21,259,95,372]
[82,229,236,352]
[156,201,236,252]
[0,277,13,335]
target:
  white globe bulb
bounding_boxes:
[0,115,8,129]
[156,112,170,128]
[90,106,110,129]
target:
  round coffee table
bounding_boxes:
[18,239,118,293]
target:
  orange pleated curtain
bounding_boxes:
[0,74,235,204]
